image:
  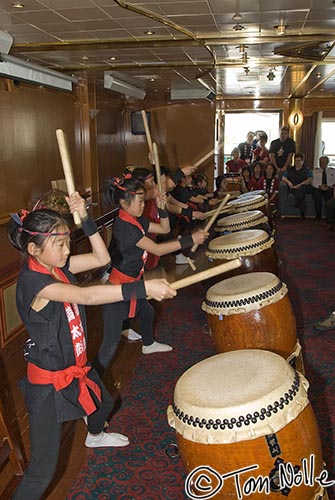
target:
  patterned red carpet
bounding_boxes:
[67,218,335,500]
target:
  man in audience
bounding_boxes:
[269,126,296,178]
[281,152,313,219]
[311,155,335,220]
[238,131,255,163]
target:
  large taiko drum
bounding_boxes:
[167,350,328,500]
[206,229,278,281]
[214,210,269,235]
[202,272,304,372]
[238,189,266,199]
[225,174,242,192]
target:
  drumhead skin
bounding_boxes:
[168,350,309,445]
[238,190,266,199]
[203,272,287,315]
[215,210,268,233]
[227,194,268,213]
[206,229,274,259]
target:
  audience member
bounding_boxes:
[311,156,335,220]
[258,162,279,205]
[238,131,255,163]
[249,161,264,191]
[269,126,296,177]
[252,133,270,164]
[226,147,246,173]
[281,153,313,219]
[241,165,252,192]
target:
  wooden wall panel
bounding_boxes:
[125,102,215,171]
[96,88,126,187]
[0,81,80,221]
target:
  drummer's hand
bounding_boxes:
[192,229,209,245]
[66,192,87,219]
[145,279,177,301]
[181,165,197,177]
[192,211,207,220]
[155,191,167,209]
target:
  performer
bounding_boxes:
[95,174,208,375]
[8,193,175,500]
[249,161,264,191]
[226,147,246,173]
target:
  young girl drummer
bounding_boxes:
[8,193,175,500]
[94,174,209,376]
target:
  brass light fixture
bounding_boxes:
[273,24,289,35]
[267,68,276,81]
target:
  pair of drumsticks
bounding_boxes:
[55,128,240,291]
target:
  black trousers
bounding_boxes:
[12,385,112,500]
[312,187,333,219]
[94,299,154,376]
[288,185,313,216]
[325,197,335,224]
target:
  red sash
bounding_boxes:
[27,257,101,415]
[108,209,148,317]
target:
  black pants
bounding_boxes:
[289,185,313,216]
[94,299,154,376]
[12,385,112,500]
[312,187,333,219]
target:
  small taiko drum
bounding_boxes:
[225,174,242,192]
[202,272,304,372]
[214,210,269,235]
[206,229,278,281]
[167,350,328,500]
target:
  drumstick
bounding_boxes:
[187,257,196,271]
[141,110,153,155]
[153,142,163,195]
[190,194,230,254]
[170,259,241,291]
[193,142,223,168]
[203,205,230,219]
[55,129,81,227]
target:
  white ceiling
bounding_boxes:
[2,0,335,99]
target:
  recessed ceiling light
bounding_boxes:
[273,24,289,35]
[150,78,155,82]
[11,1,24,7]
[144,30,155,35]
[81,56,88,61]
[316,71,321,78]
[110,56,116,61]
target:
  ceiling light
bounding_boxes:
[81,56,88,61]
[244,66,250,75]
[144,30,155,35]
[110,56,116,61]
[232,13,242,22]
[267,69,276,81]
[316,71,321,78]
[236,44,249,53]
[11,1,24,7]
[233,22,245,31]
[273,24,288,36]
[150,78,155,82]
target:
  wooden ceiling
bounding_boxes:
[2,0,335,100]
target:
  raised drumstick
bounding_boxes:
[56,129,81,227]
[141,110,153,155]
[193,142,223,168]
[153,142,163,196]
[190,193,230,254]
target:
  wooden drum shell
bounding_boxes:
[207,294,296,358]
[177,404,325,500]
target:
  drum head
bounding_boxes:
[168,350,309,444]
[238,190,265,199]
[228,194,264,206]
[202,272,287,315]
[215,210,268,231]
[206,229,274,259]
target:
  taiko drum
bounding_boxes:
[202,272,304,372]
[167,350,327,499]
[214,210,269,235]
[206,229,278,282]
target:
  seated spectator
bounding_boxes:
[241,165,252,192]
[249,161,264,191]
[311,156,335,220]
[257,162,279,206]
[281,153,313,219]
[226,148,246,173]
[252,133,270,164]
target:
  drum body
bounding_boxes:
[168,350,326,500]
[215,210,269,235]
[206,229,278,282]
[202,272,303,372]
[225,174,242,192]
